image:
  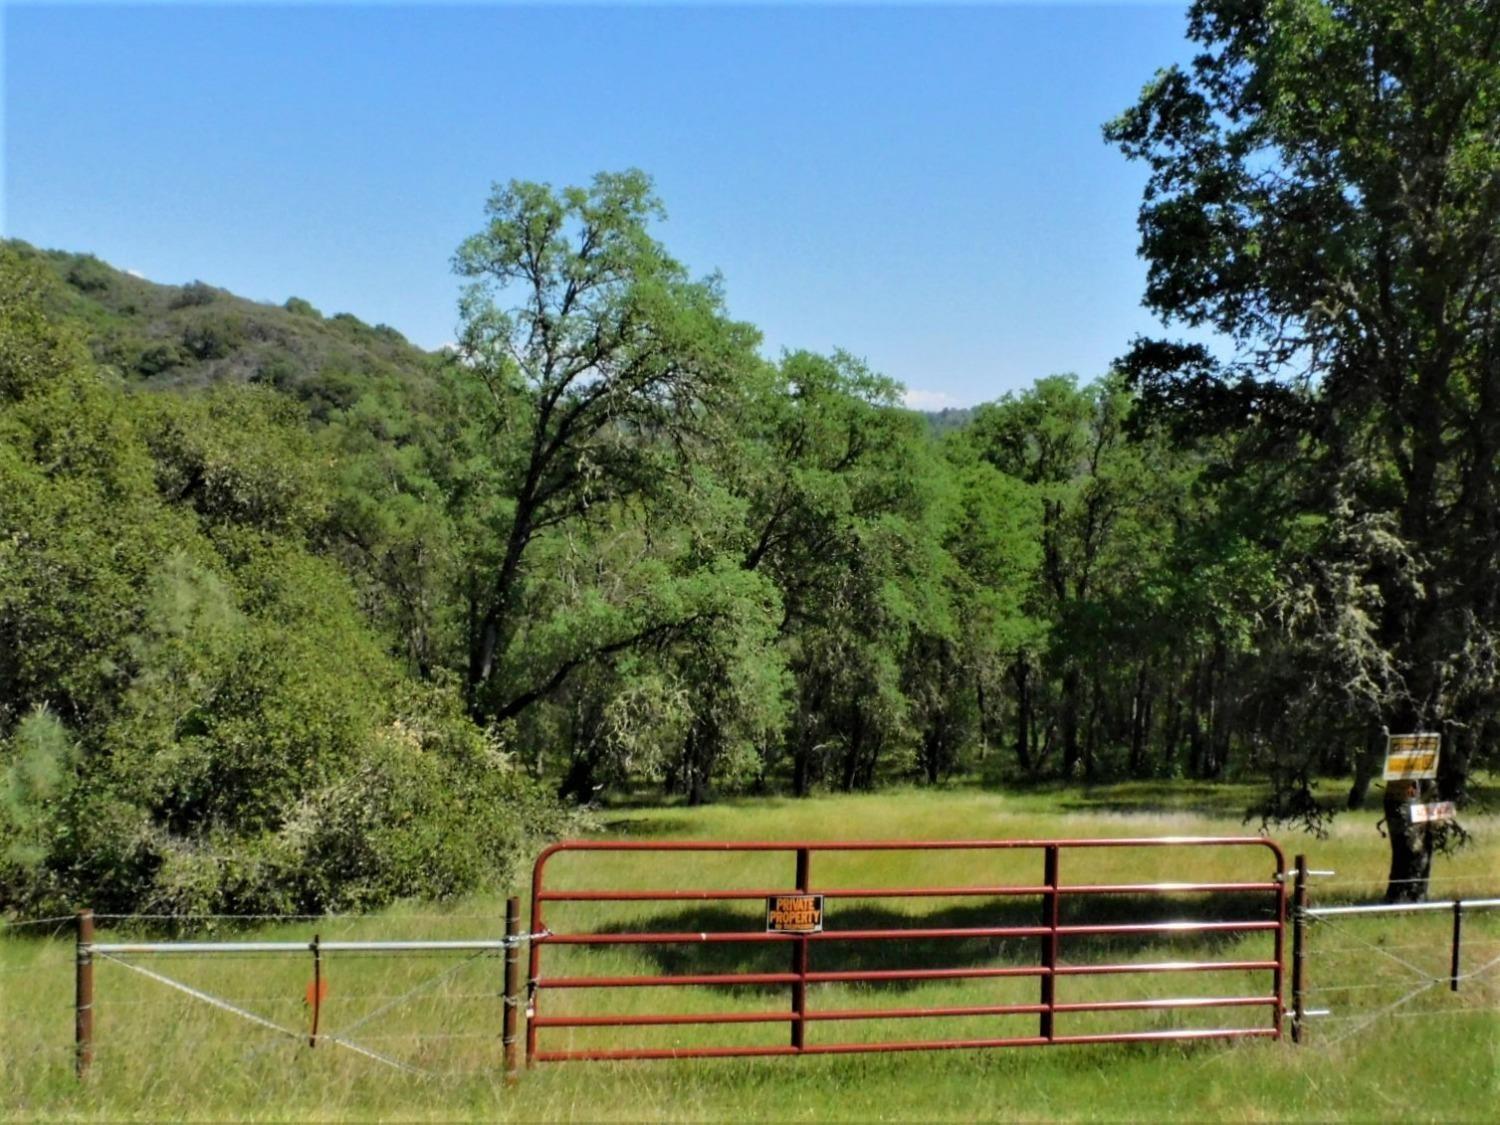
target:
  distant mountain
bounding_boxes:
[13,240,987,440]
[4,240,442,420]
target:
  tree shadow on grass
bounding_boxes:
[579,892,1279,992]
[597,816,698,837]
[1052,781,1269,820]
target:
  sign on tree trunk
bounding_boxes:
[1382,733,1440,781]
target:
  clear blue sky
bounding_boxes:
[5,2,1199,408]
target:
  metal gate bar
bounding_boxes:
[527,837,1285,1062]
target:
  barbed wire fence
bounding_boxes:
[1287,858,1500,1045]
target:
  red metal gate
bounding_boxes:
[527,837,1286,1062]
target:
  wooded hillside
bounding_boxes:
[2,1,1495,914]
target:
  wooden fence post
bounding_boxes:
[309,933,322,1047]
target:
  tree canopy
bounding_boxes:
[4,9,1497,917]
[1107,0,1500,896]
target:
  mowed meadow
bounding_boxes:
[4,782,1497,1122]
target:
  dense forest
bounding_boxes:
[2,0,1495,913]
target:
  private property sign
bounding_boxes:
[1382,733,1441,781]
[766,893,823,933]
[1409,801,1457,825]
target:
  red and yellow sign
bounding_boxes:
[766,894,823,934]
[1382,733,1441,781]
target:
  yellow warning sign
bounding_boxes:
[766,894,823,934]
[1382,733,1441,781]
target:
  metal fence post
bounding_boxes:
[526,849,548,1069]
[504,896,521,1079]
[1039,845,1059,1041]
[791,848,811,1051]
[1272,847,1287,1038]
[1290,855,1307,1043]
[75,908,94,1079]
[1450,899,1463,992]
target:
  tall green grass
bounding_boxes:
[4,781,1496,1121]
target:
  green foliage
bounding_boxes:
[1108,0,1499,892]
[180,313,246,360]
[0,709,80,871]
[0,249,95,402]
[141,386,331,536]
[135,338,187,377]
[0,247,570,915]
[7,108,1493,916]
[450,170,765,730]
[282,296,320,317]
[2,240,439,424]
[169,280,218,309]
[64,254,114,294]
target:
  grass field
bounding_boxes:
[4,781,1498,1121]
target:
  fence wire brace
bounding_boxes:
[72,921,553,1080]
[1294,874,1500,1045]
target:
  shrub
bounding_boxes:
[301,368,364,415]
[0,244,575,920]
[136,339,186,377]
[252,356,299,389]
[180,314,245,360]
[142,386,330,534]
[64,255,113,294]
[170,280,218,309]
[286,689,577,911]
[283,296,321,318]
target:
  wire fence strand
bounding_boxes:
[0,915,79,929]
[98,953,426,1076]
[1296,879,1500,1045]
[8,873,1494,1072]
[1310,874,1495,887]
[1316,1005,1498,1023]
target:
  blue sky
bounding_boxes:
[5,2,1198,407]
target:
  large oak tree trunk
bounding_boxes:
[1347,720,1399,810]
[1061,666,1081,777]
[1012,656,1033,773]
[1382,781,1432,903]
